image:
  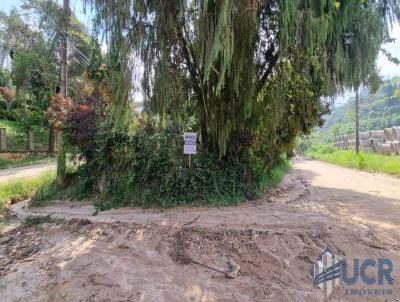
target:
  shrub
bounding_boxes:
[64,121,289,210]
[356,152,367,169]
[318,144,336,154]
[0,87,16,102]
[66,103,97,159]
[88,125,241,209]
[46,93,74,130]
[0,108,20,121]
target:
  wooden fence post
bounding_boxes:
[0,128,6,151]
[27,130,34,151]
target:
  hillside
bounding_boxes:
[322,77,400,137]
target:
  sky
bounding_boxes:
[1,0,400,106]
[335,23,400,106]
[1,0,92,29]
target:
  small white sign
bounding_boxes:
[184,132,197,155]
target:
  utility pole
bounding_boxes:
[355,88,360,154]
[60,0,69,97]
[57,0,69,184]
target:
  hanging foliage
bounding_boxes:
[84,0,399,159]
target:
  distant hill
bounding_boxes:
[322,77,400,138]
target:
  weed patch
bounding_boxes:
[306,143,400,176]
[0,171,55,219]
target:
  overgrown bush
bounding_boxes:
[61,120,289,210]
[0,108,20,121]
[90,124,244,209]
[66,103,97,159]
[0,108,44,125]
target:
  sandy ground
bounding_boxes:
[0,162,56,183]
[1,157,400,301]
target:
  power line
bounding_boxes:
[27,12,91,67]
[72,44,89,62]
[36,10,90,67]
[1,6,91,68]
[70,52,89,67]
[70,43,89,64]
[72,57,87,68]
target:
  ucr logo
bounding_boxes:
[310,248,341,297]
[310,248,394,298]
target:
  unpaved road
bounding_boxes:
[1,158,400,301]
[0,162,55,183]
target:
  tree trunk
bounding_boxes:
[15,85,20,107]
[355,89,360,154]
[0,128,6,151]
[57,133,66,185]
[48,126,57,155]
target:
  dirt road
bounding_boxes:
[0,162,55,183]
[1,158,400,301]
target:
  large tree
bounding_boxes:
[85,0,400,159]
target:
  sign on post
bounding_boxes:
[184,132,197,155]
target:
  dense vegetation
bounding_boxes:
[0,0,93,151]
[3,0,400,209]
[48,0,396,208]
[322,77,400,140]
[50,124,291,209]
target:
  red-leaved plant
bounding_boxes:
[46,92,74,130]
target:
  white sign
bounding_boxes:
[184,132,197,155]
